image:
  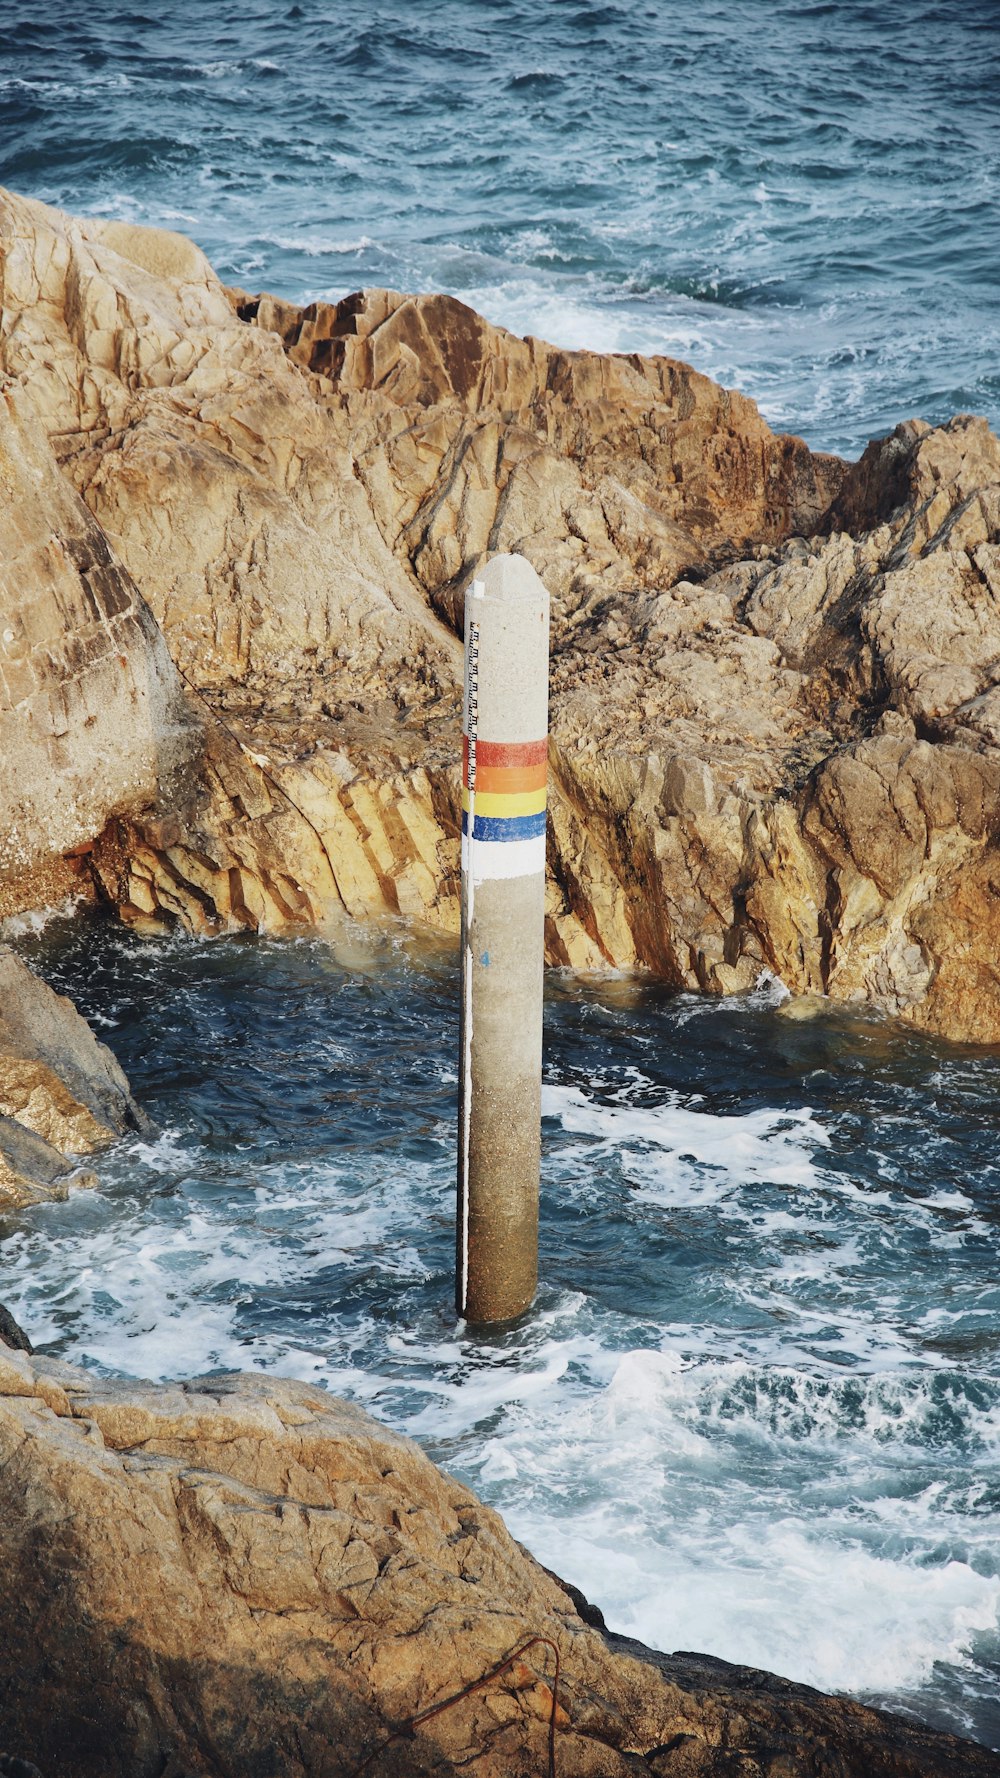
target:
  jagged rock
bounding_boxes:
[0,1114,97,1211]
[4,186,1000,1036]
[0,1302,32,1352]
[229,284,843,616]
[0,1352,992,1777]
[0,948,148,1150]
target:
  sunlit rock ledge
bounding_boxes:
[0,1340,994,1777]
[2,183,1000,1041]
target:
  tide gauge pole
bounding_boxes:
[457,554,550,1325]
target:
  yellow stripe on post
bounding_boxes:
[461,786,547,820]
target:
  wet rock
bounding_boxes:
[0,1355,992,1777]
[0,1113,98,1210]
[0,1756,44,1778]
[0,1303,32,1352]
[0,949,149,1150]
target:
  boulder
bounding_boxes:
[0,1352,992,1777]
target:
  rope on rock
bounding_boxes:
[346,1634,563,1778]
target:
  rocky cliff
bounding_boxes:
[3,184,1000,1038]
[0,1348,993,1778]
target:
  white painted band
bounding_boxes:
[461,833,546,882]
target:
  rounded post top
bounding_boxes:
[472,553,550,606]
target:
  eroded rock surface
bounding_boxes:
[3,185,1000,1036]
[0,380,202,922]
[0,1352,992,1777]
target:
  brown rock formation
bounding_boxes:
[0,1351,992,1777]
[0,949,146,1146]
[3,184,1000,1037]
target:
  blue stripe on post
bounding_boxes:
[461,810,548,842]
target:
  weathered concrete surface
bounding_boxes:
[0,1351,993,1778]
[459,556,549,1323]
[4,185,1000,1036]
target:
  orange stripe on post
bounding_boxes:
[463,759,547,794]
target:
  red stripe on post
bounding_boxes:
[463,736,547,774]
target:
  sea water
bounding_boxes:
[1,911,998,1751]
[0,0,998,456]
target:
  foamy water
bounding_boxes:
[2,914,998,1750]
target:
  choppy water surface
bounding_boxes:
[1,0,998,455]
[2,911,998,1751]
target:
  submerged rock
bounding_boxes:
[0,1353,992,1777]
[2,185,1000,1037]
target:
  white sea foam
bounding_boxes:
[2,1145,441,1380]
[449,1346,1000,1696]
[0,894,87,939]
[2,950,997,1741]
[268,232,377,257]
[543,1082,830,1195]
[519,1508,1000,1698]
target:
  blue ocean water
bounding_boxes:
[1,0,998,455]
[2,911,999,1752]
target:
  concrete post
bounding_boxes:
[457,554,550,1325]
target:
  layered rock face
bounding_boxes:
[3,184,1000,1036]
[0,1350,992,1778]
